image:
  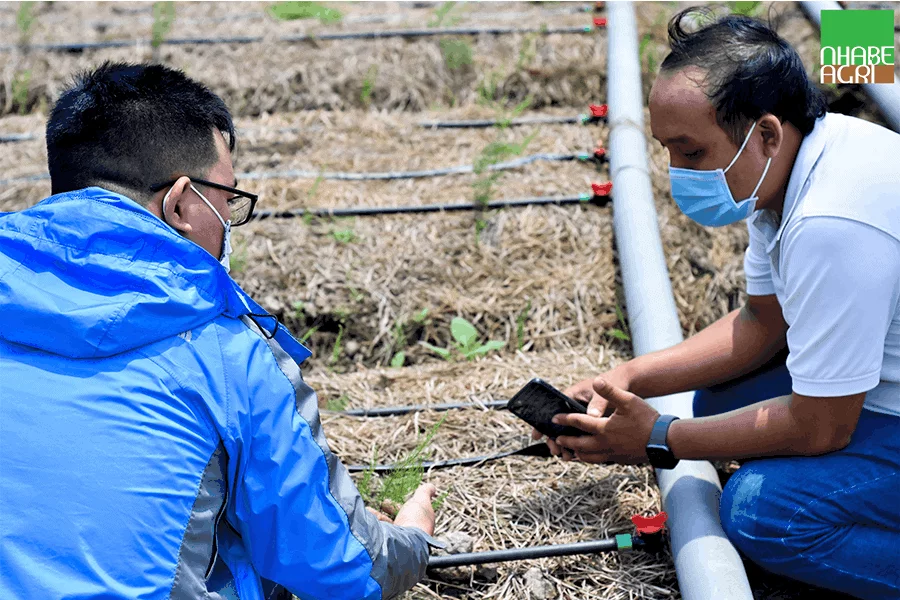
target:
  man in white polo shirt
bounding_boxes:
[536,8,900,599]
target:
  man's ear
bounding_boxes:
[758,114,783,159]
[158,176,193,235]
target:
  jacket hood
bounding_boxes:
[0,187,252,358]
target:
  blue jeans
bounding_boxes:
[694,354,900,599]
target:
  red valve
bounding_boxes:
[593,17,608,27]
[631,512,668,535]
[593,145,606,158]
[592,181,613,196]
[589,104,608,118]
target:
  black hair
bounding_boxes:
[660,7,827,144]
[46,62,235,204]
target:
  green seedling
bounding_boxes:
[413,308,430,324]
[471,128,538,222]
[432,488,451,510]
[607,303,631,342]
[12,70,31,115]
[229,237,248,275]
[329,325,344,365]
[639,33,657,75]
[307,172,324,200]
[151,1,175,62]
[422,317,505,361]
[302,212,315,226]
[428,1,461,28]
[499,95,533,127]
[357,450,378,505]
[360,65,378,108]
[16,1,35,47]
[300,325,318,343]
[330,228,357,244]
[439,38,473,71]
[325,394,349,412]
[477,70,504,107]
[516,300,532,351]
[728,1,763,17]
[390,351,405,368]
[370,417,445,506]
[292,301,305,319]
[269,1,342,23]
[349,287,365,303]
[517,34,538,70]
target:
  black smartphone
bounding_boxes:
[507,378,588,439]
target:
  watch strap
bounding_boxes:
[649,414,680,447]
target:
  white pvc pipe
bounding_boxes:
[799,0,900,133]
[605,3,754,598]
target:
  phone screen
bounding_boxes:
[507,378,588,439]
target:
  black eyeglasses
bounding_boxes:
[150,177,259,226]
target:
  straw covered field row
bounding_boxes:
[1,1,893,598]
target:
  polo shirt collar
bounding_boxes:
[760,114,831,253]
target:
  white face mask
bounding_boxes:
[162,183,233,273]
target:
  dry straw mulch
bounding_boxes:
[0,1,608,116]
[307,348,679,600]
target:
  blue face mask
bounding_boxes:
[668,121,772,227]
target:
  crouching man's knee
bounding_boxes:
[720,463,842,572]
[719,463,814,573]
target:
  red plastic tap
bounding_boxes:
[631,512,668,535]
[589,104,608,118]
[592,181,613,196]
[593,17,608,27]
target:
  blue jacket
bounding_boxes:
[0,188,431,600]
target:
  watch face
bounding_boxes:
[646,444,678,469]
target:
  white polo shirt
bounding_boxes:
[744,113,900,417]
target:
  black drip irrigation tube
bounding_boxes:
[420,105,608,129]
[325,399,509,417]
[428,535,658,569]
[345,442,553,473]
[240,152,607,182]
[0,25,604,53]
[0,133,35,143]
[251,190,612,220]
[0,153,609,188]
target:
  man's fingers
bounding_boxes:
[592,377,637,410]
[531,427,543,441]
[367,507,394,523]
[414,483,437,502]
[555,434,607,453]
[552,412,606,435]
[546,437,563,456]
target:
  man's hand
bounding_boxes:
[531,368,631,460]
[551,378,659,464]
[393,483,437,536]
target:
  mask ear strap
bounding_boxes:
[750,157,773,200]
[191,184,228,228]
[161,187,175,226]
[725,121,758,173]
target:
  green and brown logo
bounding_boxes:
[820,9,895,84]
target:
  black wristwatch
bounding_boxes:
[646,414,680,469]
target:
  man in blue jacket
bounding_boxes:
[0,62,438,600]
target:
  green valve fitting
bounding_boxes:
[577,153,591,161]
[578,192,592,202]
[615,534,633,551]
[578,114,590,124]
[583,25,594,33]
